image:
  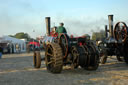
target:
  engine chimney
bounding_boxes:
[105,25,108,38]
[108,15,114,37]
[45,17,51,36]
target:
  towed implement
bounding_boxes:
[33,17,100,73]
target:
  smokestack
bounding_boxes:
[45,17,51,36]
[108,15,114,37]
[105,25,108,38]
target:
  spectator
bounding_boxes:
[0,46,3,59]
[16,44,19,53]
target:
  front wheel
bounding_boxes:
[45,43,63,73]
[100,55,107,64]
[116,56,123,62]
[33,51,41,68]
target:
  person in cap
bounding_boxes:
[0,46,3,59]
[56,23,67,35]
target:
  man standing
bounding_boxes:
[0,46,3,59]
[56,23,67,36]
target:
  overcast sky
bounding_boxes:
[0,0,128,38]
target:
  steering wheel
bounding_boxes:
[114,22,128,42]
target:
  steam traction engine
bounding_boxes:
[98,15,128,64]
[33,17,99,73]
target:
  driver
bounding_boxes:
[56,23,67,36]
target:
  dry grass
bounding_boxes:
[0,52,128,85]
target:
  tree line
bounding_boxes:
[91,30,105,41]
[8,30,106,42]
[9,32,32,41]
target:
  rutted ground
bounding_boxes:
[0,52,128,85]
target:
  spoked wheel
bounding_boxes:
[100,48,107,64]
[59,33,68,58]
[116,56,123,62]
[71,46,79,69]
[84,44,99,70]
[116,47,124,62]
[98,42,108,64]
[97,41,105,52]
[45,43,63,73]
[100,54,107,64]
[33,51,41,68]
[114,22,128,42]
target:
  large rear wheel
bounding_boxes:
[123,43,128,64]
[45,43,63,73]
[70,46,79,69]
[59,33,68,58]
[79,45,88,68]
[114,22,128,42]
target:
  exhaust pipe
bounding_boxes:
[45,17,51,36]
[105,25,108,38]
[108,15,114,38]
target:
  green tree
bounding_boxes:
[9,32,31,41]
[92,30,105,41]
[8,35,14,37]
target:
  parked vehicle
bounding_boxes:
[98,15,128,64]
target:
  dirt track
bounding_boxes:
[0,52,128,85]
